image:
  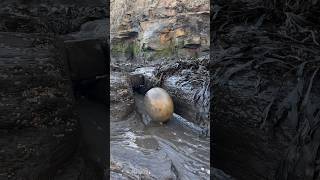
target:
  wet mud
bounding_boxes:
[110,93,210,179]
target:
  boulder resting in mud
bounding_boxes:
[144,87,174,123]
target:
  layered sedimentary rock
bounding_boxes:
[111,0,210,132]
[110,0,209,62]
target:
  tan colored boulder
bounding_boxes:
[144,87,174,123]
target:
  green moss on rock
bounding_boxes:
[111,40,141,58]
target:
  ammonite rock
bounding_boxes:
[144,87,174,123]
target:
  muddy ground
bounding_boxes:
[109,55,235,179]
[110,66,211,179]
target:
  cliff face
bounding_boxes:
[110,0,210,131]
[110,0,209,62]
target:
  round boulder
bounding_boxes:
[144,87,174,123]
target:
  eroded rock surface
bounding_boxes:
[110,0,209,62]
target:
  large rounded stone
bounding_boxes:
[144,87,174,122]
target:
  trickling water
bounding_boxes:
[110,93,210,179]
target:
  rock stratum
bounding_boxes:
[110,0,210,62]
